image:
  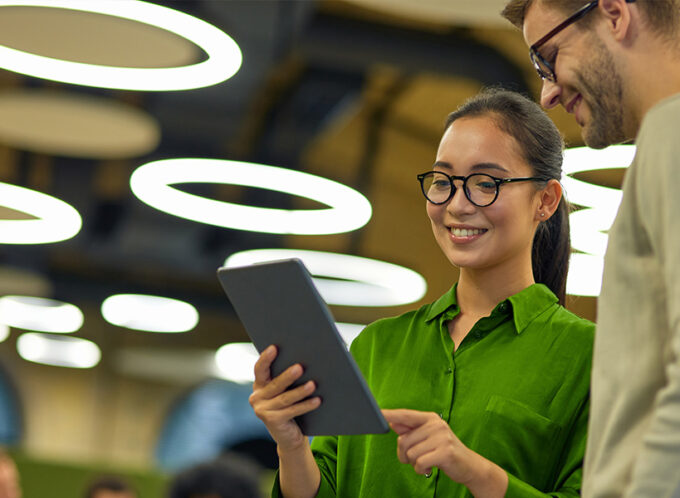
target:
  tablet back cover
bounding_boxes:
[217,259,388,436]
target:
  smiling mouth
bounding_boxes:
[450,227,486,237]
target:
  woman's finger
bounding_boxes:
[253,345,277,386]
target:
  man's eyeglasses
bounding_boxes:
[417,171,548,207]
[529,0,636,82]
[529,0,599,82]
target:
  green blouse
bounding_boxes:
[274,283,594,497]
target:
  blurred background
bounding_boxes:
[0,0,620,496]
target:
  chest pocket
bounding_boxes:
[476,395,562,491]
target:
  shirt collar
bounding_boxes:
[425,282,558,334]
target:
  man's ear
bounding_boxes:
[535,179,562,221]
[598,0,634,42]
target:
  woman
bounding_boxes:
[250,88,594,497]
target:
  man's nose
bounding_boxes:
[540,79,562,109]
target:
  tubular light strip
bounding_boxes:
[0,182,82,244]
[17,332,100,368]
[0,295,83,333]
[224,249,427,306]
[131,159,373,235]
[101,294,199,333]
[0,0,242,91]
[563,144,635,296]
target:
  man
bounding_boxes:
[501,0,680,497]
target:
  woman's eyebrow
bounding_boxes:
[470,162,509,174]
[432,161,452,170]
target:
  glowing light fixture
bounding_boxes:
[0,0,242,91]
[224,249,427,306]
[214,342,259,384]
[563,144,635,296]
[17,332,100,368]
[101,294,199,333]
[0,182,82,244]
[131,159,372,235]
[335,322,365,347]
[215,323,367,383]
[0,295,83,333]
[0,323,9,343]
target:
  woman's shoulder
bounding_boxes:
[541,304,595,346]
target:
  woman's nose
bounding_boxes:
[446,184,476,215]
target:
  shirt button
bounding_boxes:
[425,472,433,478]
[446,367,453,374]
[499,302,508,312]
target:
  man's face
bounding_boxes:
[523,1,630,148]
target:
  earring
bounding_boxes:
[540,212,545,218]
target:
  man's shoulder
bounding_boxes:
[642,93,680,129]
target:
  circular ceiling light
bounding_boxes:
[17,332,100,368]
[335,322,365,347]
[567,253,605,298]
[562,144,635,296]
[0,182,82,244]
[101,294,199,333]
[224,249,427,306]
[0,324,9,343]
[0,295,83,333]
[0,1,242,91]
[130,159,372,235]
[214,342,259,384]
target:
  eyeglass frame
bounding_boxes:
[416,171,550,207]
[529,0,635,83]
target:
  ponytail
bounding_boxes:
[532,196,570,305]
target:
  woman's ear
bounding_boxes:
[535,179,562,221]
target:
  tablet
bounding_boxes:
[217,258,389,436]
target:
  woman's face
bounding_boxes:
[427,115,543,273]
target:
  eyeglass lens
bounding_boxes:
[420,172,497,206]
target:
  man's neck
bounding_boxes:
[626,35,680,133]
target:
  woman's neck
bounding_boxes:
[456,265,535,318]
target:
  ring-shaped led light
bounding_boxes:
[0,324,9,343]
[0,1,242,91]
[567,253,604,297]
[17,332,100,368]
[101,294,199,333]
[0,182,82,244]
[562,144,634,210]
[224,249,427,306]
[131,159,372,235]
[213,324,365,384]
[214,342,259,384]
[0,295,83,333]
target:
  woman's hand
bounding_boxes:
[382,409,508,497]
[249,345,321,452]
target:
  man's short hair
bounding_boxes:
[501,0,679,37]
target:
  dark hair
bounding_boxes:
[502,0,679,38]
[85,476,136,498]
[445,88,569,304]
[168,454,263,498]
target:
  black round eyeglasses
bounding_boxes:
[417,171,548,207]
